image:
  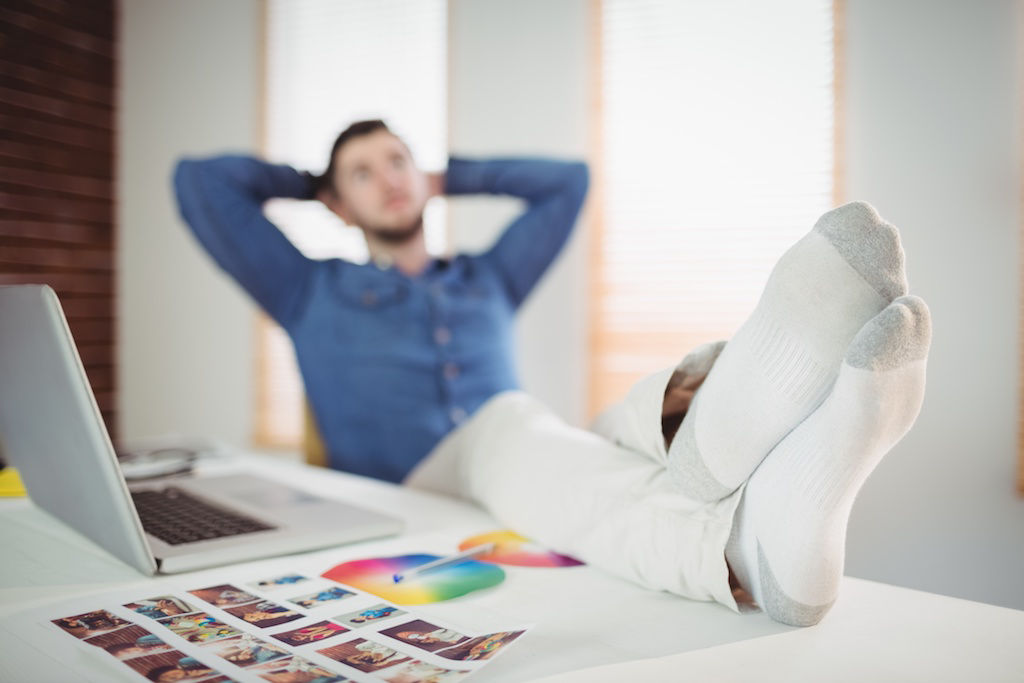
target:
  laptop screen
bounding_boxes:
[0,285,156,574]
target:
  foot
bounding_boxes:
[725,296,931,626]
[669,202,908,501]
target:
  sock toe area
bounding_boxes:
[846,295,932,371]
[813,201,908,302]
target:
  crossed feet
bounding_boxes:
[664,202,932,626]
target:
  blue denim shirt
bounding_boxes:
[174,155,588,482]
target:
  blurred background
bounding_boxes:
[3,0,1022,610]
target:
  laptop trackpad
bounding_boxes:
[181,474,323,510]
[229,486,321,508]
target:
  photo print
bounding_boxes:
[52,610,129,639]
[249,573,310,592]
[288,586,355,609]
[271,620,348,647]
[379,659,470,683]
[223,600,303,628]
[124,596,197,620]
[157,613,240,643]
[436,630,526,662]
[246,656,294,673]
[121,649,220,682]
[84,624,173,659]
[202,633,290,668]
[188,584,259,607]
[379,620,469,653]
[253,655,348,683]
[317,637,411,673]
[333,602,405,628]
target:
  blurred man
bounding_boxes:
[178,128,934,629]
[174,120,588,482]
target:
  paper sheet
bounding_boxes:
[20,549,531,683]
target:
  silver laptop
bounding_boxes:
[0,284,403,574]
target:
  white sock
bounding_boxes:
[725,295,931,626]
[669,202,908,501]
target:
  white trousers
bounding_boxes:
[404,365,743,612]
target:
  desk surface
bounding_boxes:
[1,454,1022,683]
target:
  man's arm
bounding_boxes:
[173,155,318,329]
[446,157,589,307]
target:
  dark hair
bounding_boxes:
[105,642,136,655]
[146,666,177,681]
[314,119,392,196]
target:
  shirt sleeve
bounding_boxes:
[172,154,319,329]
[446,156,589,308]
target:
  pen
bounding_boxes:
[392,542,496,583]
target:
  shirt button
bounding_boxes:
[443,362,459,380]
[450,407,467,424]
[361,290,378,307]
[434,327,451,345]
[430,283,444,298]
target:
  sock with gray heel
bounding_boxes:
[725,295,931,626]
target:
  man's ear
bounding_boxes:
[319,189,352,224]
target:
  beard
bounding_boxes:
[363,215,424,245]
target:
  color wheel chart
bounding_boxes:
[459,530,584,568]
[321,554,505,606]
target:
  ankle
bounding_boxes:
[727,557,757,607]
[661,369,705,447]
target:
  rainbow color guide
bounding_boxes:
[458,530,584,568]
[321,554,505,605]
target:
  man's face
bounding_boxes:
[328,129,428,242]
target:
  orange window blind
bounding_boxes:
[590,0,842,416]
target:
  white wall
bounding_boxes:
[119,0,1024,609]
[447,0,592,426]
[842,0,1024,609]
[118,0,259,446]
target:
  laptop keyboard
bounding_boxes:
[131,487,276,546]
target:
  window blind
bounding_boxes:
[258,0,447,448]
[592,0,838,414]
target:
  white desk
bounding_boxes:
[1,454,1022,682]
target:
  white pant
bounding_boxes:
[404,365,743,612]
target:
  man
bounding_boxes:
[178,125,932,628]
[174,120,588,482]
